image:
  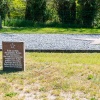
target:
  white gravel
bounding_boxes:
[0,34,100,51]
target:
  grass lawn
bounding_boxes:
[0,52,100,100]
[0,27,100,34]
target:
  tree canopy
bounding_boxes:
[0,0,99,27]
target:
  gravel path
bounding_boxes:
[0,34,100,52]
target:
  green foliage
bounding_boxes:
[10,0,26,18]
[54,0,76,24]
[94,0,100,28]
[55,0,70,23]
[25,0,47,22]
[87,74,94,80]
[0,16,2,28]
[5,92,17,97]
[0,0,9,19]
[0,0,99,28]
[5,18,34,27]
[78,0,97,27]
[45,1,59,22]
[91,97,97,100]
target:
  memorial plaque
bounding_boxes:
[2,42,25,71]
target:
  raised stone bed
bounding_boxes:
[0,34,100,52]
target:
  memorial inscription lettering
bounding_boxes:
[2,42,25,71]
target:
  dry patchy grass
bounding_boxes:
[0,52,100,100]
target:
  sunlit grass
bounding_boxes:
[0,27,100,34]
[0,52,100,99]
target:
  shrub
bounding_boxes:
[0,0,9,20]
[93,0,100,28]
[54,0,76,24]
[79,0,97,27]
[25,0,47,23]
[5,18,34,27]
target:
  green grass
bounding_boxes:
[0,27,100,34]
[0,52,100,99]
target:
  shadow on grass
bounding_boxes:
[0,69,20,75]
[3,22,96,29]
[0,22,99,34]
[8,26,95,32]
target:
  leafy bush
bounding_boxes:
[25,0,47,22]
[79,0,97,27]
[0,0,9,20]
[10,0,26,19]
[5,92,17,97]
[1,0,99,28]
[93,0,100,28]
[54,0,70,24]
[45,1,59,22]
[5,19,34,27]
[54,0,76,24]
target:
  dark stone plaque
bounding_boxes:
[2,42,25,71]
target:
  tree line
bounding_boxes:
[0,0,100,27]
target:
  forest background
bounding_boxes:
[0,0,100,28]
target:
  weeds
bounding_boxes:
[0,52,100,99]
[5,92,17,97]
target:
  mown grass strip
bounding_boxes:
[0,27,100,34]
